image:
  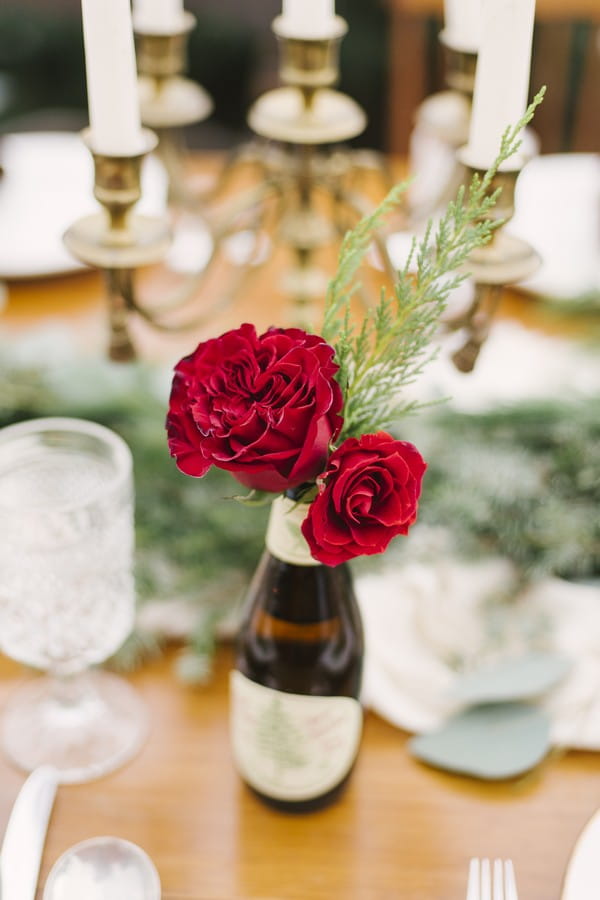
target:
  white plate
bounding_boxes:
[0,131,168,280]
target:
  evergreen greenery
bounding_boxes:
[322,89,546,441]
[399,398,600,584]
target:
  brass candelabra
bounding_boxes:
[65,16,537,368]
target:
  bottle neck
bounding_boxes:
[265,495,320,567]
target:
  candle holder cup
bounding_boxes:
[135,12,213,206]
[135,12,195,80]
[273,15,347,109]
[439,33,478,98]
[249,17,365,145]
[63,128,172,266]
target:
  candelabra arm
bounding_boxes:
[154,128,192,209]
[450,282,503,373]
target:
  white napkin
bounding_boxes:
[357,561,600,750]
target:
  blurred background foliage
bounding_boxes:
[1,1,599,154]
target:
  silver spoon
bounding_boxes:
[43,835,161,900]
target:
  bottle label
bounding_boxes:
[230,670,363,802]
[265,496,320,567]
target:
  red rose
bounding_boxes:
[166,323,343,493]
[301,432,426,566]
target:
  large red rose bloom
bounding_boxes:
[166,324,343,492]
[302,432,426,565]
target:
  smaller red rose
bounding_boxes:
[301,432,426,566]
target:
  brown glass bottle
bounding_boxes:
[231,498,364,813]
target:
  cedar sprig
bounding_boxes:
[323,88,546,441]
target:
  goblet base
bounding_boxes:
[0,670,148,784]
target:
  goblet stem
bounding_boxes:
[50,669,94,707]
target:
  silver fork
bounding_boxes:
[466,858,519,900]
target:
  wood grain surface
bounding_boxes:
[0,647,597,900]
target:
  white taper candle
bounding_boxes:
[465,0,536,169]
[443,0,483,52]
[81,0,143,156]
[281,0,337,38]
[133,0,185,34]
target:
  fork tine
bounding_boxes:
[504,860,518,900]
[493,859,504,899]
[481,858,492,900]
[466,858,480,900]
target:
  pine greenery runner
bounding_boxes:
[396,398,600,584]
[1,351,597,677]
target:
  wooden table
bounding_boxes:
[1,154,599,900]
[0,645,598,900]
